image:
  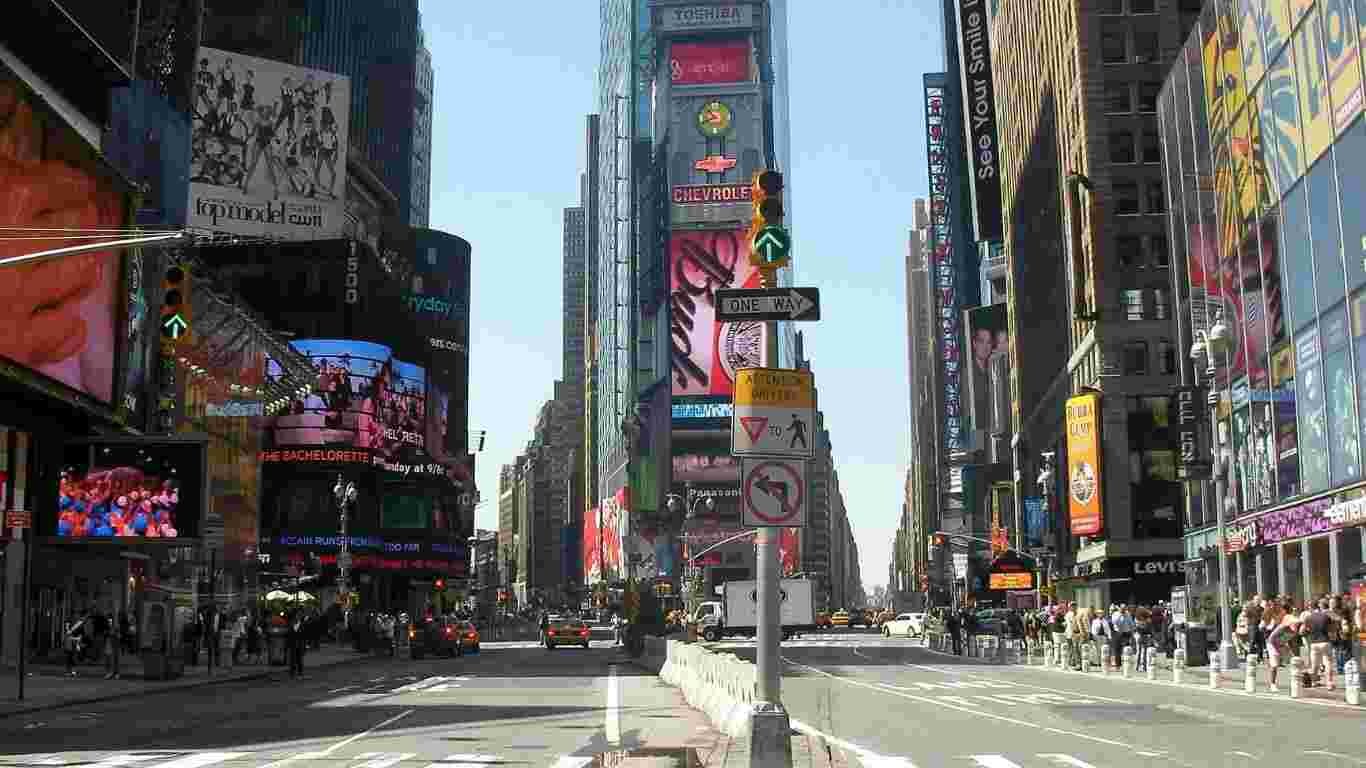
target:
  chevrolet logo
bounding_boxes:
[694,155,737,174]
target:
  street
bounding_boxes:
[0,640,718,768]
[712,631,1366,767]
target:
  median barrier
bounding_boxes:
[658,639,755,737]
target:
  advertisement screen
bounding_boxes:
[669,228,767,396]
[0,73,124,404]
[964,304,1009,438]
[188,47,351,239]
[1065,392,1104,536]
[265,339,426,466]
[670,40,750,85]
[55,440,204,539]
[925,80,962,453]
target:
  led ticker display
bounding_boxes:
[989,571,1034,590]
[925,81,961,453]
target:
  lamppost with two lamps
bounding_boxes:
[332,475,358,627]
[1035,451,1059,605]
[1189,308,1238,672]
[665,491,716,610]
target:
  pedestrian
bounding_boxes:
[946,610,962,656]
[63,617,81,676]
[1301,598,1338,689]
[288,613,306,678]
[103,610,121,680]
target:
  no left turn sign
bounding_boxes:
[740,457,807,527]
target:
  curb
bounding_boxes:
[0,651,384,719]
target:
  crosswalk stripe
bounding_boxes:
[149,753,245,768]
[352,753,416,768]
[425,755,503,768]
[1038,755,1100,768]
[969,757,1022,768]
[548,758,593,768]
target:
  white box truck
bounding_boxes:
[692,578,816,642]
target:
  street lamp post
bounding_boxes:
[1190,308,1237,672]
[1036,452,1057,606]
[666,492,715,610]
[332,475,357,626]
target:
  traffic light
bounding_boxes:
[160,265,192,343]
[434,577,446,591]
[747,170,789,276]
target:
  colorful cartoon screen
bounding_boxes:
[55,441,204,539]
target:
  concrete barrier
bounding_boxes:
[658,639,755,737]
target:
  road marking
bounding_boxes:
[426,755,502,768]
[788,718,918,768]
[606,664,622,745]
[1304,751,1366,765]
[330,686,359,693]
[150,755,245,768]
[898,660,1134,705]
[968,757,1021,768]
[352,754,415,768]
[1038,755,1099,768]
[786,657,1152,752]
[1226,752,1258,759]
[548,759,593,768]
[427,683,463,692]
[261,710,414,768]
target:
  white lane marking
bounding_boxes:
[261,709,415,768]
[75,756,165,768]
[968,757,1021,768]
[1304,751,1366,765]
[548,759,593,768]
[352,754,415,768]
[788,718,917,768]
[1038,755,1100,768]
[150,755,245,768]
[606,664,622,745]
[900,663,1134,705]
[427,683,463,692]
[1226,752,1257,759]
[428,756,502,768]
[786,657,1149,752]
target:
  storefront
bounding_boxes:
[1056,555,1184,609]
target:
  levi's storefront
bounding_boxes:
[1058,555,1185,608]
[1211,492,1366,603]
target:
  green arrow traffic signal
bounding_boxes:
[162,313,188,340]
[753,225,791,267]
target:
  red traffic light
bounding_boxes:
[434,578,446,591]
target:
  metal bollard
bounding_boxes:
[1345,660,1360,706]
[1208,662,1219,689]
[1244,654,1256,693]
[1146,652,1157,680]
[1081,644,1092,674]
[1122,646,1133,678]
[1173,648,1186,684]
[1289,657,1303,698]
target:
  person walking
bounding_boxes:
[63,617,82,677]
[103,610,121,679]
[946,610,963,656]
[288,612,306,678]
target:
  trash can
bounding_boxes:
[1178,625,1209,667]
[267,626,289,666]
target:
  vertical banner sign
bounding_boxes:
[1172,385,1210,480]
[953,0,1003,242]
[925,82,961,453]
[1064,392,1103,536]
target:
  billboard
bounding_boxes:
[669,228,767,396]
[953,0,1003,242]
[964,303,1009,441]
[403,228,472,466]
[656,4,755,33]
[0,71,125,405]
[584,488,628,583]
[1065,392,1103,536]
[187,47,351,239]
[925,80,962,453]
[54,439,206,540]
[670,40,751,86]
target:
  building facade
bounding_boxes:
[1159,0,1366,607]
[990,0,1201,608]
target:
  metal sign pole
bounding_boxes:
[17,526,31,701]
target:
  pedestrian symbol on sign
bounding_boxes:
[787,414,807,449]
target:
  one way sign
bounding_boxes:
[715,287,821,322]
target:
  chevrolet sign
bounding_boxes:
[672,183,751,205]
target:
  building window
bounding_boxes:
[1134,27,1160,62]
[1100,0,1125,12]
[1131,0,1156,12]
[1138,82,1161,112]
[1123,341,1150,374]
[1115,180,1141,214]
[1110,130,1136,163]
[1117,236,1143,268]
[1151,234,1170,267]
[1123,289,1146,320]
[1142,131,1162,163]
[1153,287,1170,319]
[1106,82,1133,113]
[1158,340,1178,374]
[1146,179,1167,213]
[1102,20,1128,63]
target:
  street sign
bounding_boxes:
[751,225,790,265]
[731,367,815,458]
[5,510,31,529]
[715,287,821,322]
[740,457,807,527]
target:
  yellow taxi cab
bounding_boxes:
[831,610,851,628]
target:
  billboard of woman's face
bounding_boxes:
[0,75,123,402]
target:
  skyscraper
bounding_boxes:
[411,21,434,227]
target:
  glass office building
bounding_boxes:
[1159,0,1366,603]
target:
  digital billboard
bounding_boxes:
[670,40,751,86]
[925,79,962,453]
[187,47,351,239]
[669,228,767,396]
[0,71,126,405]
[54,439,206,540]
[964,303,1010,441]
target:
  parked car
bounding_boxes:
[545,616,591,649]
[882,612,927,638]
[411,616,464,659]
[815,612,833,630]
[456,620,481,653]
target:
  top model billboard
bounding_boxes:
[953,0,1003,242]
[188,47,351,240]
[669,228,767,396]
[0,70,126,405]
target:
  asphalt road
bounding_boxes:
[0,640,717,768]
[714,631,1366,768]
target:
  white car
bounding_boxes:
[882,612,927,638]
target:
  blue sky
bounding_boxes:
[423,1,944,592]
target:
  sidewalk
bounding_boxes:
[0,642,381,718]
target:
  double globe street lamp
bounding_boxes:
[1189,308,1238,672]
[332,475,358,626]
[666,491,716,609]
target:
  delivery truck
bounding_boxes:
[692,578,816,642]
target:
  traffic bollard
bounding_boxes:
[1081,644,1092,674]
[1345,660,1360,706]
[1289,657,1303,698]
[1122,646,1133,678]
[1244,654,1256,693]
[1146,653,1157,680]
[1208,663,1219,689]
[1173,648,1185,684]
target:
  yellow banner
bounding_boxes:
[733,367,815,408]
[1065,392,1104,537]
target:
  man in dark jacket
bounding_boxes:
[946,611,963,655]
[288,614,306,678]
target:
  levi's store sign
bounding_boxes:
[1132,560,1181,575]
[673,184,752,205]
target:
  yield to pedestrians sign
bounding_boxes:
[740,457,807,527]
[731,367,815,458]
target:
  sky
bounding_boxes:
[423,0,945,593]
